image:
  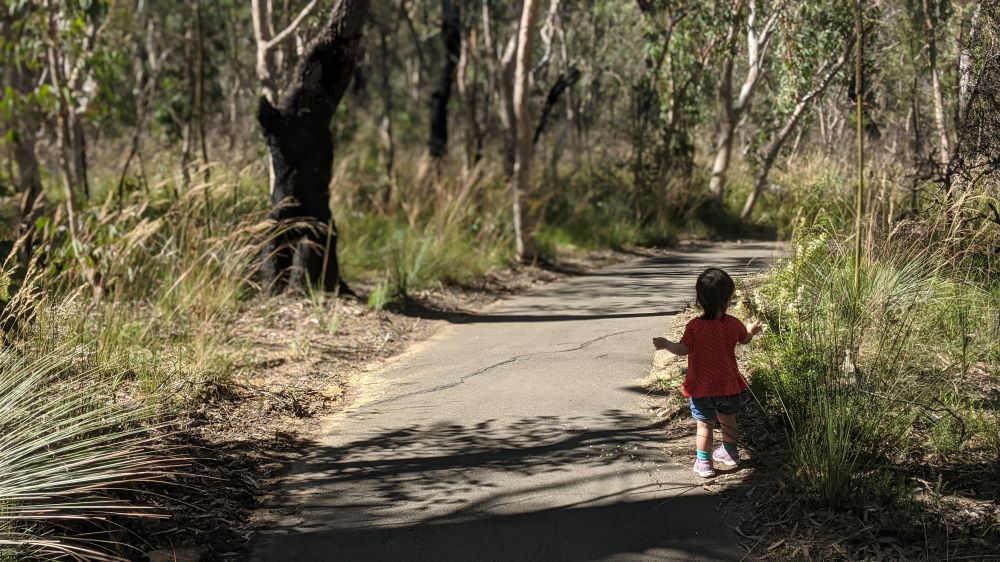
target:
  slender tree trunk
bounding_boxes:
[741,49,850,219]
[43,1,80,229]
[708,10,739,199]
[924,0,950,165]
[117,0,154,206]
[708,117,736,199]
[853,0,865,297]
[959,3,981,117]
[195,0,210,182]
[70,117,90,200]
[224,4,241,153]
[378,24,397,211]
[910,72,923,215]
[258,0,370,293]
[533,66,581,144]
[498,35,518,178]
[456,22,475,177]
[428,0,460,159]
[511,0,541,263]
[181,20,195,189]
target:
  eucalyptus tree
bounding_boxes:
[741,1,854,219]
[708,0,784,200]
[634,0,724,212]
[2,0,109,259]
[511,0,541,262]
[257,0,370,292]
[1,3,45,264]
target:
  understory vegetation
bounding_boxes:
[740,192,1000,554]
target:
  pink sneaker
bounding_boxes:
[693,458,716,478]
[712,444,740,468]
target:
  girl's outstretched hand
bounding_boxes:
[653,337,689,355]
[748,320,763,335]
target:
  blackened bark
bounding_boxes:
[71,118,90,199]
[533,65,581,144]
[428,0,460,158]
[258,0,370,293]
[12,112,43,268]
[4,8,43,267]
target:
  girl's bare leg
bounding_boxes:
[695,420,714,453]
[717,413,738,446]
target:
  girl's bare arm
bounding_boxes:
[653,337,689,356]
[739,320,763,345]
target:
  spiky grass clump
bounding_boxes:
[0,349,176,561]
[744,216,999,508]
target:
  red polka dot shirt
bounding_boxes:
[679,314,749,398]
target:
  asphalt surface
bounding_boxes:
[251,242,781,562]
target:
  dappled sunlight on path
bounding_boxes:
[252,242,780,561]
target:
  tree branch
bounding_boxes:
[266,0,320,50]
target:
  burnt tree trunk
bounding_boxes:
[258,0,369,293]
[533,65,581,144]
[12,109,43,268]
[428,0,460,159]
[3,9,44,267]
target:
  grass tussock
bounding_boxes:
[742,187,1000,517]
[0,348,177,562]
[1,166,268,559]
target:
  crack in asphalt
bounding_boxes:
[367,328,644,407]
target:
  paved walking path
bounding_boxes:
[251,242,780,561]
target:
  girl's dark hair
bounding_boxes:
[695,268,735,320]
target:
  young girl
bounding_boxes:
[653,267,762,478]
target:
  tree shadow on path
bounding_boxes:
[253,411,735,561]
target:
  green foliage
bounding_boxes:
[535,164,704,257]
[746,215,1000,508]
[335,154,513,302]
[367,280,390,311]
[341,209,510,300]
[747,235,930,506]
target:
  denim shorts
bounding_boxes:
[689,394,741,423]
